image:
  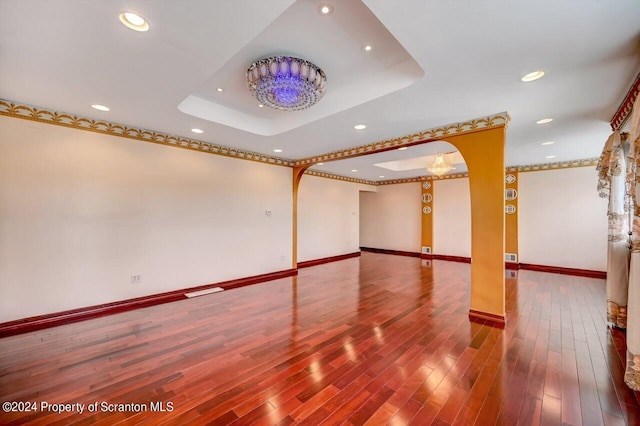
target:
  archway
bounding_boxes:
[293,116,507,324]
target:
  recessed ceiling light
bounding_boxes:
[541,141,555,146]
[353,124,366,130]
[191,128,204,134]
[258,104,264,108]
[216,87,224,92]
[363,45,373,52]
[273,149,283,153]
[521,70,545,82]
[91,104,110,111]
[318,4,333,15]
[545,155,556,159]
[317,162,324,165]
[536,118,553,124]
[379,175,385,178]
[398,147,408,150]
[351,169,358,172]
[119,12,149,32]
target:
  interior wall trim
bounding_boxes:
[365,250,606,279]
[510,158,598,173]
[468,309,506,327]
[0,268,298,338]
[0,98,598,186]
[360,247,421,257]
[518,263,606,279]
[297,252,361,268]
[432,254,472,263]
[610,71,640,131]
[0,99,293,168]
[294,112,510,167]
[304,169,375,186]
[374,158,598,186]
[377,173,470,186]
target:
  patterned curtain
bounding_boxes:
[626,96,640,391]
[597,130,629,329]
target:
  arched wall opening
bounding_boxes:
[293,121,507,324]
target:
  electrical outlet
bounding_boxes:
[131,274,142,284]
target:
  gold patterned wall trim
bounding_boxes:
[0,99,294,167]
[610,71,639,131]
[0,99,597,182]
[377,173,470,186]
[304,169,376,186]
[294,113,510,166]
[509,158,599,172]
[374,158,598,185]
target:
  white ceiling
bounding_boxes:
[1,0,639,182]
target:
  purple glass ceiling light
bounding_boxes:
[247,56,327,111]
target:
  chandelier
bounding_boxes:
[246,56,327,111]
[428,153,453,176]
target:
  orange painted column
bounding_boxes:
[420,179,434,257]
[445,126,506,323]
[292,166,308,268]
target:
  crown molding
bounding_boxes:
[510,158,598,172]
[294,112,510,166]
[610,72,639,131]
[304,169,375,185]
[0,99,294,167]
[374,158,598,185]
[1,99,596,184]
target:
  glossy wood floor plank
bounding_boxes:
[1,252,639,425]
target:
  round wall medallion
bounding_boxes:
[505,174,516,184]
[422,181,431,189]
[423,206,432,214]
[505,204,516,214]
[505,188,518,201]
[422,193,433,203]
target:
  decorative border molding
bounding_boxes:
[0,268,298,337]
[298,252,361,268]
[519,263,606,279]
[510,158,599,173]
[0,99,294,167]
[377,173,470,186]
[0,99,598,184]
[294,113,510,166]
[304,169,375,185]
[469,309,506,327]
[432,254,472,263]
[610,72,640,131]
[373,158,598,185]
[377,177,425,186]
[360,247,421,258]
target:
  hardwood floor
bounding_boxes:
[1,252,639,425]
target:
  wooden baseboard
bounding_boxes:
[360,247,421,257]
[432,254,472,263]
[297,251,361,268]
[469,309,506,328]
[0,268,298,338]
[518,263,606,279]
[365,249,605,280]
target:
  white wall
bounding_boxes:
[297,175,374,262]
[0,116,292,322]
[519,166,607,270]
[433,178,471,257]
[359,183,421,252]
